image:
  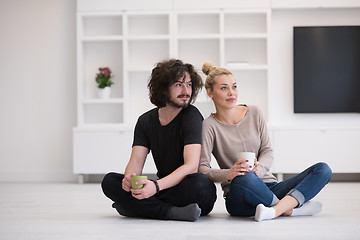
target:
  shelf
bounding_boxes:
[127,14,169,35]
[224,38,267,65]
[81,36,123,41]
[127,68,152,72]
[177,34,220,40]
[224,12,267,34]
[83,103,124,125]
[128,71,155,124]
[82,98,124,104]
[128,39,170,69]
[233,70,268,119]
[224,33,268,39]
[226,64,268,70]
[81,14,123,37]
[127,35,170,40]
[82,41,123,99]
[178,39,220,69]
[177,13,220,35]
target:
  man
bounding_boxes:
[101,59,217,222]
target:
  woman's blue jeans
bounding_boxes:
[225,162,332,217]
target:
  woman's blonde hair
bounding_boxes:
[201,62,232,90]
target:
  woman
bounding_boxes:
[199,62,332,221]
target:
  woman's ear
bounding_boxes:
[206,88,213,98]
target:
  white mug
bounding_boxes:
[238,152,256,170]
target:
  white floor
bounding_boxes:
[0,182,359,240]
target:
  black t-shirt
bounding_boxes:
[132,105,203,179]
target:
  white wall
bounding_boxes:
[0,0,77,182]
[269,8,360,128]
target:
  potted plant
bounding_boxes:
[96,67,114,98]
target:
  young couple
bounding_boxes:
[102,59,332,222]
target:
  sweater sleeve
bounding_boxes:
[254,106,274,178]
[199,119,229,183]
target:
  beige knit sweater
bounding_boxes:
[199,105,277,196]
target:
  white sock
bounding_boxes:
[255,204,275,222]
[291,201,322,216]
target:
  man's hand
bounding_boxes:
[122,173,136,192]
[131,179,157,200]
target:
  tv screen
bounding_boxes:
[293,26,360,113]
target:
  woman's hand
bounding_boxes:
[122,173,136,192]
[253,160,261,177]
[226,159,251,181]
[131,179,157,200]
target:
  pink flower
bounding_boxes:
[95,67,114,88]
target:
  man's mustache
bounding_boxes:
[178,94,190,98]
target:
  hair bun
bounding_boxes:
[202,62,216,75]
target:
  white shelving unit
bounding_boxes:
[76,13,126,129]
[73,8,270,180]
[176,10,270,119]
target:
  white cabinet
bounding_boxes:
[222,11,269,119]
[77,13,125,128]
[73,130,132,174]
[126,12,171,125]
[272,129,360,173]
[178,10,270,119]
[73,130,156,175]
[77,11,173,129]
[73,8,270,177]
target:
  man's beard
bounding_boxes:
[168,94,190,108]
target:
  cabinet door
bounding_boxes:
[73,131,133,174]
[73,130,157,174]
[272,130,324,173]
[324,130,360,172]
[272,129,360,173]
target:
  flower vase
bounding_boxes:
[98,87,111,99]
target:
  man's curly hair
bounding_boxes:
[147,59,203,108]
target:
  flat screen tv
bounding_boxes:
[293,26,360,113]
